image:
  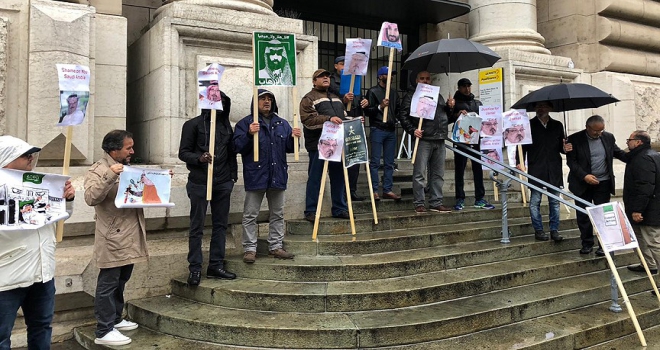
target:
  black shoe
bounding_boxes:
[304,213,316,223]
[535,230,549,241]
[207,267,236,280]
[187,271,201,286]
[351,192,365,201]
[332,211,351,219]
[579,247,593,254]
[595,248,605,257]
[627,265,658,274]
[550,230,563,242]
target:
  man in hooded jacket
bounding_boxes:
[0,136,75,350]
[233,89,301,263]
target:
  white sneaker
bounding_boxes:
[94,329,132,345]
[115,319,139,331]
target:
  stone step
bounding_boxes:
[348,192,521,215]
[226,229,581,282]
[586,314,660,350]
[287,203,549,235]
[117,268,649,349]
[170,243,637,312]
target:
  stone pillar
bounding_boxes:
[468,0,550,54]
[161,0,275,16]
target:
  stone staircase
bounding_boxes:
[71,158,660,349]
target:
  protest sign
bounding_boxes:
[451,112,482,144]
[339,71,361,96]
[254,32,296,86]
[480,137,504,171]
[0,169,70,230]
[56,64,90,126]
[115,166,174,208]
[479,105,503,138]
[410,83,440,119]
[343,39,372,76]
[587,202,639,253]
[318,122,344,162]
[198,63,225,110]
[343,119,368,168]
[377,22,403,50]
[502,109,532,146]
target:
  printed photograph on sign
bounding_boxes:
[410,83,440,120]
[198,63,225,110]
[254,32,296,86]
[56,64,91,126]
[502,109,532,146]
[480,137,504,171]
[115,166,174,208]
[343,39,372,76]
[0,169,70,230]
[318,122,344,162]
[343,119,368,168]
[451,112,482,144]
[479,105,503,138]
[586,202,639,253]
[377,22,402,50]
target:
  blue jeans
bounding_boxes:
[0,279,55,350]
[369,128,396,193]
[305,150,347,216]
[529,188,560,231]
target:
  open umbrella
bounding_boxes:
[402,38,501,74]
[511,83,620,136]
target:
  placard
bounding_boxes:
[115,166,174,208]
[56,64,90,126]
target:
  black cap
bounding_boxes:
[457,78,472,86]
[334,56,345,64]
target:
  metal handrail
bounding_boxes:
[445,141,622,313]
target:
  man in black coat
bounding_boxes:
[566,115,626,256]
[517,101,566,242]
[623,131,660,274]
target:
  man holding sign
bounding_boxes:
[398,71,456,214]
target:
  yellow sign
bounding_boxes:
[479,67,502,84]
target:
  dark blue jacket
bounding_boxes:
[233,90,295,191]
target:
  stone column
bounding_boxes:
[468,0,550,54]
[161,0,275,16]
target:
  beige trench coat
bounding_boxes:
[84,154,148,269]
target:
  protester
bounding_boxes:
[398,70,456,213]
[566,115,627,256]
[365,66,401,201]
[179,90,237,285]
[516,101,567,242]
[451,78,494,210]
[233,89,300,263]
[84,130,149,346]
[622,131,660,274]
[0,136,75,350]
[301,69,351,221]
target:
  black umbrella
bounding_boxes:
[402,38,501,74]
[511,83,620,136]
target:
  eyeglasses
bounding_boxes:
[626,138,640,142]
[21,152,38,161]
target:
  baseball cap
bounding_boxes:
[377,66,397,76]
[334,56,345,64]
[457,78,472,86]
[313,69,331,79]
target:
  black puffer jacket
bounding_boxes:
[178,92,238,185]
[623,143,660,226]
[364,84,398,132]
[453,91,482,115]
[397,84,456,141]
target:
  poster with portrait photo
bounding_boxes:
[377,22,403,50]
[254,32,296,86]
[0,168,70,231]
[451,112,482,144]
[480,137,504,171]
[410,83,440,120]
[343,118,368,168]
[502,109,532,146]
[318,121,344,162]
[479,105,503,138]
[343,38,372,76]
[586,202,639,253]
[198,63,225,110]
[56,64,90,126]
[115,166,174,208]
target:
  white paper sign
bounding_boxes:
[410,83,440,120]
[198,63,225,110]
[502,109,532,146]
[343,39,372,76]
[586,202,639,253]
[480,137,504,171]
[318,122,344,162]
[56,64,91,126]
[377,22,402,50]
[115,166,174,208]
[451,112,482,144]
[479,105,503,138]
[0,169,70,230]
